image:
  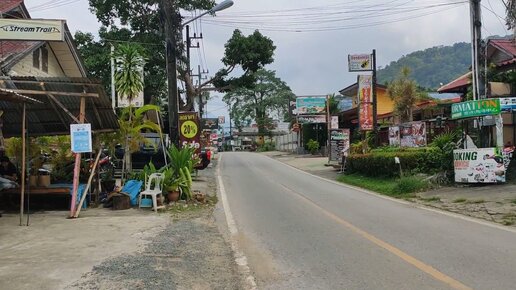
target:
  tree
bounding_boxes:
[387,67,428,124]
[503,0,516,29]
[223,69,294,135]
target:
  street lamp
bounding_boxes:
[164,0,234,147]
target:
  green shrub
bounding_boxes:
[257,142,275,152]
[392,176,429,197]
[307,139,320,154]
[347,148,443,177]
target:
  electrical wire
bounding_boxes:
[487,0,511,32]
[28,0,81,12]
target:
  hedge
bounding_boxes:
[347,147,444,177]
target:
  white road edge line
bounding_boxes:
[264,153,516,234]
[217,154,258,290]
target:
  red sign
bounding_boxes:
[358,75,374,131]
[359,103,373,131]
[178,112,201,153]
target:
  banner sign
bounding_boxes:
[330,129,350,162]
[454,148,507,183]
[400,122,426,147]
[358,75,373,131]
[298,115,326,124]
[331,116,339,129]
[348,54,373,72]
[179,112,201,153]
[451,99,501,119]
[388,126,400,146]
[70,123,92,153]
[0,19,65,41]
[201,118,219,130]
[296,96,326,115]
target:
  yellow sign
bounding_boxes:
[0,19,65,41]
[181,120,198,139]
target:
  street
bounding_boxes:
[218,152,516,290]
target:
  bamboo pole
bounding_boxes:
[70,97,86,217]
[19,103,26,226]
[74,149,102,218]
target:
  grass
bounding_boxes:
[420,196,441,202]
[453,198,467,203]
[502,213,516,226]
[511,199,516,205]
[336,174,428,199]
[466,199,485,204]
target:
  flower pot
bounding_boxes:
[167,190,180,202]
[38,175,51,187]
[29,175,38,187]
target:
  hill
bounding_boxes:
[377,42,471,90]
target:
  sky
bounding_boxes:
[27,0,512,129]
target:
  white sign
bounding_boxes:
[218,116,225,124]
[0,19,65,41]
[70,124,92,153]
[454,148,506,183]
[348,54,373,72]
[331,116,339,129]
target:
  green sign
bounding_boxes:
[451,99,501,119]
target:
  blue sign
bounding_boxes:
[70,123,92,153]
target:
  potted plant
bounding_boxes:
[162,168,182,202]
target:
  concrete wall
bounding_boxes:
[351,87,395,115]
[274,132,299,153]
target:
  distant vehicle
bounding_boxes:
[115,133,167,169]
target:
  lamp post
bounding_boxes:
[163,0,234,147]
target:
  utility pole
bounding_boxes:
[161,0,180,147]
[470,0,485,100]
[372,49,378,146]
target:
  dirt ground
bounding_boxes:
[0,158,244,290]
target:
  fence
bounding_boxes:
[274,132,299,153]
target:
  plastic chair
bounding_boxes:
[138,173,164,212]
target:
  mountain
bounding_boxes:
[377,42,471,90]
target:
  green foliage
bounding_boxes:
[130,161,158,181]
[307,139,320,154]
[392,176,429,197]
[165,144,198,174]
[163,144,200,200]
[377,42,471,90]
[337,174,427,199]
[347,148,442,177]
[327,94,340,115]
[257,142,275,152]
[429,130,460,171]
[387,67,427,123]
[113,43,146,102]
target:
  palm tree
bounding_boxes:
[112,43,148,179]
[387,67,427,124]
[503,0,515,30]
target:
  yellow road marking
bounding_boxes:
[279,183,473,290]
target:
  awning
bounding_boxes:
[0,76,118,137]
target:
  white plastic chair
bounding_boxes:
[138,173,164,212]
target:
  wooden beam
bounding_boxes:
[70,97,86,218]
[90,98,104,128]
[19,103,26,226]
[46,94,80,123]
[7,89,99,98]
[0,79,99,86]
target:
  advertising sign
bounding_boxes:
[331,116,339,129]
[359,103,374,131]
[451,99,501,119]
[296,97,327,115]
[0,19,65,41]
[399,122,426,147]
[298,115,327,124]
[70,123,92,153]
[179,112,201,153]
[454,148,506,183]
[500,97,516,111]
[202,118,219,130]
[389,126,400,146]
[348,54,373,72]
[358,75,373,131]
[218,116,225,124]
[358,75,373,103]
[330,129,350,162]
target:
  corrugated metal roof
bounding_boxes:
[0,77,118,137]
[437,72,471,93]
[0,0,22,14]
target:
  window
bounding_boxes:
[32,49,40,69]
[41,46,48,73]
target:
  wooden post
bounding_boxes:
[74,149,102,218]
[70,97,86,217]
[326,95,331,162]
[19,103,26,226]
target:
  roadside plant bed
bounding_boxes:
[346,147,444,178]
[337,173,429,199]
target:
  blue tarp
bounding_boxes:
[121,180,143,206]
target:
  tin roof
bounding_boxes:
[0,76,118,137]
[437,72,471,93]
[0,0,23,14]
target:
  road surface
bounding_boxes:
[218,152,516,290]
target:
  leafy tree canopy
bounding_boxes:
[387,67,429,124]
[223,69,294,134]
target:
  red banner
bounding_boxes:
[358,75,373,131]
[178,112,201,153]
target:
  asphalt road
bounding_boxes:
[218,152,516,290]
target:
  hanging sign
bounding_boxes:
[70,123,92,153]
[454,148,506,183]
[179,112,201,153]
[297,115,326,124]
[202,118,219,130]
[348,54,373,72]
[296,96,327,115]
[451,99,501,119]
[329,129,350,162]
[0,19,65,41]
[331,116,339,129]
[358,75,373,131]
[218,116,225,124]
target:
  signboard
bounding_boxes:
[218,116,225,124]
[202,118,219,130]
[399,122,426,147]
[179,112,201,153]
[500,97,516,111]
[454,148,506,183]
[0,19,65,41]
[329,129,350,162]
[298,115,326,124]
[358,75,373,131]
[296,97,326,115]
[70,123,92,153]
[348,54,373,72]
[451,99,501,119]
[388,126,400,146]
[331,116,339,129]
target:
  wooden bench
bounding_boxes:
[1,187,70,195]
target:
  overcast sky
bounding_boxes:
[28,0,511,127]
